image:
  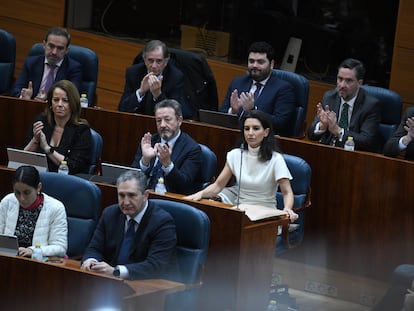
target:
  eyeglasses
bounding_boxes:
[46,42,66,51]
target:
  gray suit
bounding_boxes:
[307,88,381,152]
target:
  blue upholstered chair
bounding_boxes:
[29,43,99,106]
[276,154,312,254]
[274,69,309,138]
[361,85,403,149]
[39,172,101,259]
[89,128,103,175]
[150,199,210,311]
[0,29,16,95]
[198,143,217,189]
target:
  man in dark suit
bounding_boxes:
[11,27,82,101]
[219,41,295,136]
[81,170,177,280]
[307,58,381,152]
[132,99,202,194]
[118,40,186,115]
[383,106,414,160]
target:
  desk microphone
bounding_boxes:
[236,143,244,209]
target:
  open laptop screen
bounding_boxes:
[101,162,141,180]
[198,109,240,130]
[0,234,19,256]
[7,148,48,172]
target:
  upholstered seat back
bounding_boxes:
[29,43,98,106]
[198,143,217,189]
[40,172,101,258]
[151,199,210,285]
[89,128,103,174]
[276,154,311,253]
[274,69,309,138]
[0,29,16,95]
[361,85,403,148]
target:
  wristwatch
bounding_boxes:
[113,266,120,277]
[47,146,55,155]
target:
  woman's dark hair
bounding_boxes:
[13,165,41,189]
[240,110,281,162]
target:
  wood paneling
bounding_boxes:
[394,0,414,49]
[0,0,65,27]
[390,47,414,104]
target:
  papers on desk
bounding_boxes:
[234,204,287,221]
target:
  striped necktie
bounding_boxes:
[44,64,57,93]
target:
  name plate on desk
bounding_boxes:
[236,204,287,221]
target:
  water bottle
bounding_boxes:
[155,177,167,194]
[344,136,355,151]
[58,160,69,175]
[266,300,278,311]
[80,93,89,108]
[31,243,43,261]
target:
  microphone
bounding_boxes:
[236,143,244,209]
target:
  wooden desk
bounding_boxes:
[0,254,184,311]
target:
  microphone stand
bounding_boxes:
[236,143,244,209]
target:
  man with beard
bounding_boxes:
[307,58,381,152]
[11,27,82,102]
[219,41,295,136]
[131,99,202,194]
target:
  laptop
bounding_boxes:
[0,234,19,256]
[7,147,48,172]
[101,162,141,180]
[198,109,240,130]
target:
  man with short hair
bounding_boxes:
[118,40,185,115]
[219,41,296,136]
[11,27,82,101]
[81,170,177,280]
[383,106,414,159]
[307,58,381,152]
[132,99,202,194]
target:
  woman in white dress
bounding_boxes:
[185,110,298,222]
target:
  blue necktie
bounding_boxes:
[117,219,136,265]
[254,82,262,101]
[148,160,163,190]
[147,143,168,189]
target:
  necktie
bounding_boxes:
[44,64,57,93]
[147,142,168,189]
[117,219,136,265]
[253,82,262,101]
[338,102,349,130]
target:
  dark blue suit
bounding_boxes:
[118,62,186,115]
[132,132,202,194]
[82,202,178,280]
[383,106,414,160]
[307,88,382,152]
[11,55,82,98]
[219,71,296,136]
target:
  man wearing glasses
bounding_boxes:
[118,40,185,115]
[11,27,82,102]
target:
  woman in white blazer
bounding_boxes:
[0,165,67,257]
